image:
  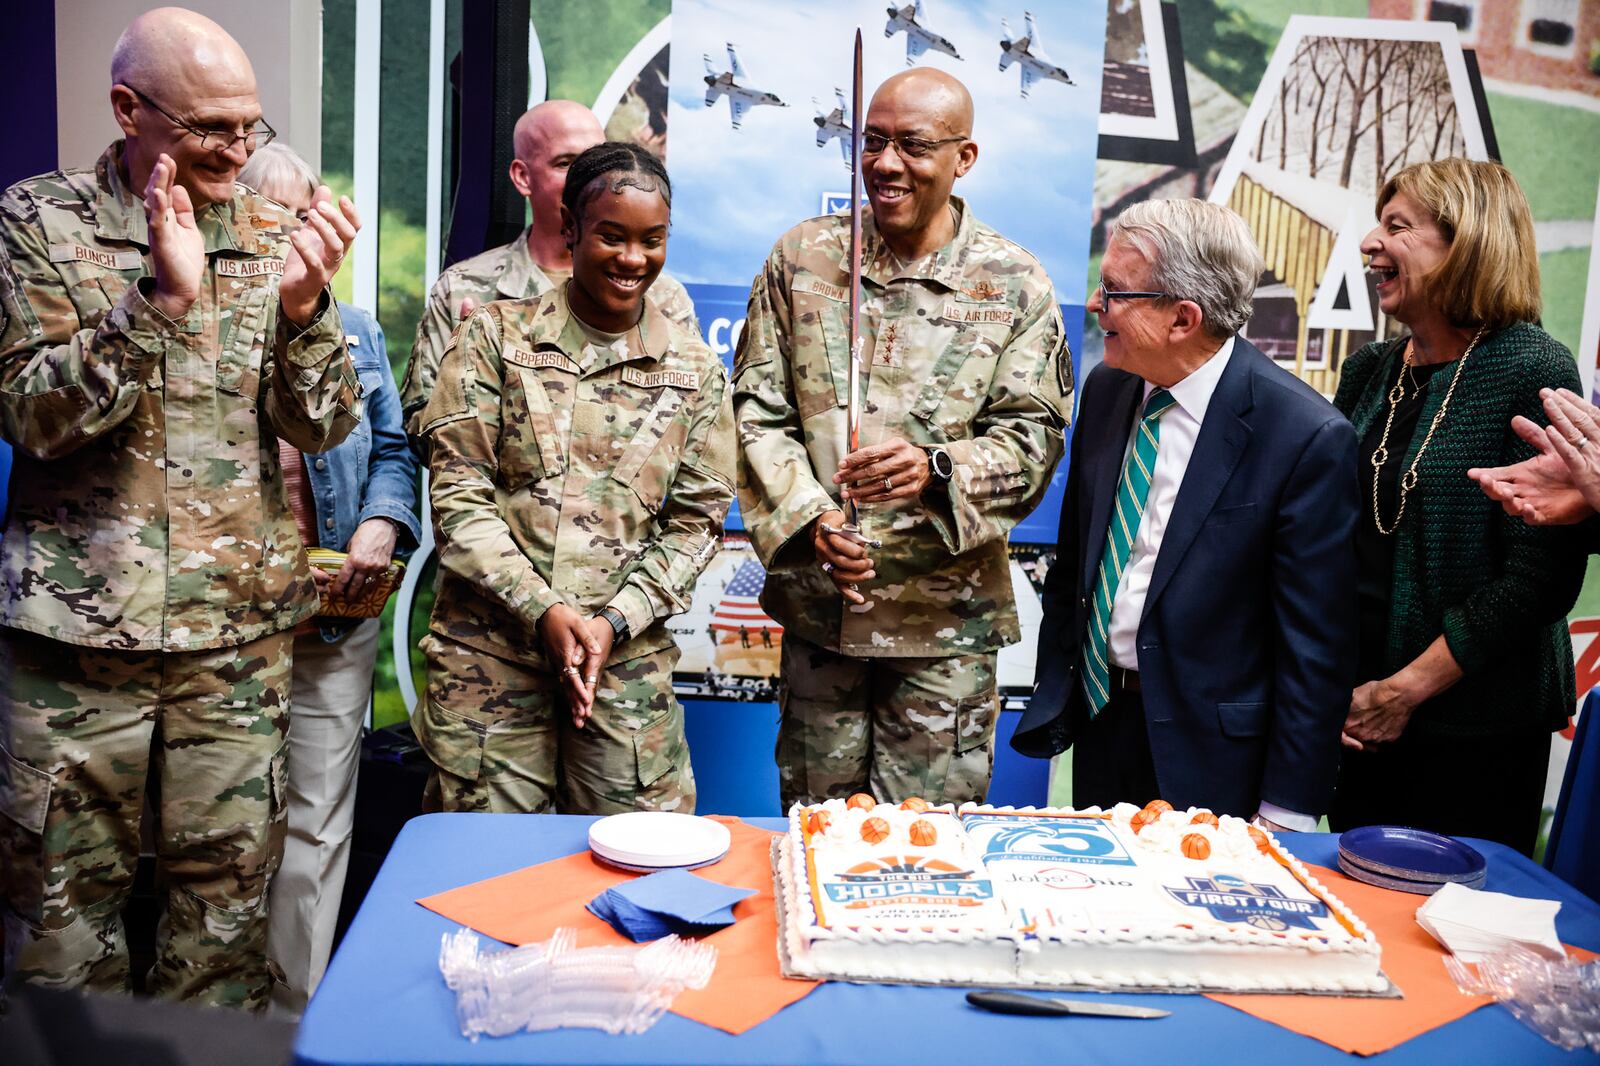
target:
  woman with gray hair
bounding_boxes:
[237,143,420,1010]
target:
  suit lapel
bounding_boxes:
[1079,371,1144,597]
[1142,343,1256,614]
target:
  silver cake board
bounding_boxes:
[768,838,1401,999]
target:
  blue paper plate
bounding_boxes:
[1338,825,1487,882]
[1336,853,1485,895]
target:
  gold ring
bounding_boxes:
[586,675,598,684]
[565,666,580,676]
[883,476,893,492]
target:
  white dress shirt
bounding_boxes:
[1102,337,1314,832]
[1105,337,1233,670]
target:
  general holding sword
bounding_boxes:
[733,55,1072,810]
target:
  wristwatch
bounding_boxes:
[924,445,954,482]
[600,606,630,643]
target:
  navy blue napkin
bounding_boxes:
[587,869,757,942]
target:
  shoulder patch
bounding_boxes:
[1058,336,1075,398]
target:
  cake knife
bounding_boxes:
[966,991,1170,1019]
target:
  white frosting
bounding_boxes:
[777,801,1385,993]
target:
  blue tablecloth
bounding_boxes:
[295,815,1600,1065]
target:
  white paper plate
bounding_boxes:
[592,849,729,874]
[588,812,732,869]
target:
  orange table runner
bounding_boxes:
[1207,862,1596,1055]
[417,815,817,1035]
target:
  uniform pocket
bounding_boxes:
[0,742,53,928]
[498,366,563,490]
[266,740,289,876]
[953,689,1000,755]
[217,285,270,397]
[909,320,1010,434]
[632,707,685,789]
[42,237,142,321]
[611,386,688,514]
[789,284,849,422]
[414,699,488,782]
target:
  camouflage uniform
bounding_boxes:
[414,283,733,814]
[400,226,700,445]
[0,142,361,1010]
[734,197,1071,808]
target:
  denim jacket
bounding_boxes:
[306,303,421,642]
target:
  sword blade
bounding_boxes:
[846,29,864,527]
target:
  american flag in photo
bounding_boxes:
[712,559,783,634]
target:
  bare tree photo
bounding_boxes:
[1254,36,1464,196]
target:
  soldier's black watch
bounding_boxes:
[924,445,954,482]
[600,607,630,643]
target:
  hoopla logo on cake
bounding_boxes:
[823,856,995,908]
[1164,874,1330,932]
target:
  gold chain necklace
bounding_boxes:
[1369,329,1486,535]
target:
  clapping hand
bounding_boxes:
[1537,389,1600,514]
[280,185,361,328]
[143,154,205,321]
[1470,388,1600,525]
[1469,415,1590,525]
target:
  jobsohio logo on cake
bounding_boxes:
[962,814,1138,867]
[823,856,995,912]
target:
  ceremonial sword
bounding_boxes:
[824,29,882,553]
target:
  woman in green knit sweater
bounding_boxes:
[1329,158,1585,857]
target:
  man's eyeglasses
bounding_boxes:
[1096,283,1177,310]
[126,85,276,154]
[861,132,967,159]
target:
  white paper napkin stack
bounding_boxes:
[1415,881,1565,963]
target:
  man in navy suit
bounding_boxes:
[1012,199,1359,831]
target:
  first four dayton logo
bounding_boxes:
[1165,873,1329,932]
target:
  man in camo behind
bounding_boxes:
[401,99,698,450]
[0,7,362,1010]
[735,69,1071,809]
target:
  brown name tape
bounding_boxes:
[215,258,285,278]
[622,366,699,390]
[503,345,580,374]
[48,244,141,270]
[941,302,1016,327]
[795,277,848,303]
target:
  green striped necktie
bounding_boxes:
[1081,387,1177,716]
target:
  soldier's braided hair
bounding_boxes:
[561,141,672,231]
